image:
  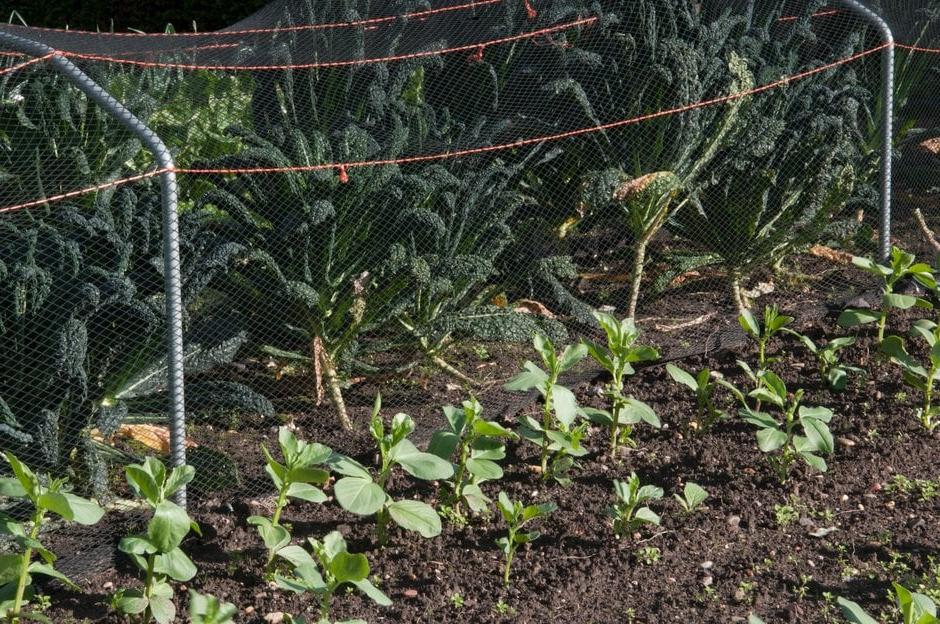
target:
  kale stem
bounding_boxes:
[10,508,44,624]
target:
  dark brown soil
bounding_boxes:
[36,300,940,624]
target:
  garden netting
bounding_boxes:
[0,0,939,574]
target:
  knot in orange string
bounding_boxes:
[338,165,349,184]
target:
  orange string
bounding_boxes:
[524,0,538,20]
[58,17,596,71]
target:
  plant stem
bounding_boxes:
[320,349,352,431]
[626,238,649,321]
[923,369,935,431]
[451,438,470,508]
[877,311,887,345]
[272,486,288,527]
[141,554,156,624]
[376,508,389,546]
[503,544,514,586]
[731,273,750,318]
[540,387,553,480]
[10,508,44,624]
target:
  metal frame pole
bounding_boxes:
[837,0,894,263]
[0,30,188,506]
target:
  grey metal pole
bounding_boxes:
[0,29,189,506]
[837,0,894,263]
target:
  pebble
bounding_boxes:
[700,560,714,570]
[733,588,746,603]
[264,613,285,624]
[244,607,255,615]
[726,515,741,530]
[102,582,113,591]
[702,575,713,587]
[837,437,856,448]
[404,589,419,599]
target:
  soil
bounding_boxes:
[37,299,940,624]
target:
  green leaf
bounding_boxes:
[327,455,372,479]
[334,477,386,516]
[163,466,195,499]
[4,453,37,498]
[800,417,834,454]
[119,535,157,555]
[680,482,708,509]
[884,292,918,310]
[503,362,549,392]
[125,464,160,504]
[153,547,197,582]
[837,309,881,328]
[114,589,149,615]
[149,594,176,624]
[386,499,441,538]
[465,458,503,481]
[756,427,787,453]
[286,482,327,503]
[352,579,393,606]
[247,516,290,552]
[634,506,661,526]
[389,440,454,480]
[276,545,315,569]
[836,597,879,624]
[148,501,192,552]
[551,385,579,428]
[738,310,759,337]
[799,450,828,473]
[37,492,104,526]
[330,551,369,584]
[665,364,698,390]
[581,407,612,425]
[558,343,588,373]
[27,562,76,589]
[0,478,26,498]
[427,431,459,460]
[472,420,513,438]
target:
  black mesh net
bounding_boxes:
[0,0,938,577]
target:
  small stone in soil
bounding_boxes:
[404,589,419,598]
[264,613,285,624]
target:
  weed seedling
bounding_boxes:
[112,458,199,624]
[838,247,935,344]
[504,334,589,483]
[609,473,662,538]
[583,311,660,455]
[330,394,453,544]
[495,492,556,586]
[0,453,104,624]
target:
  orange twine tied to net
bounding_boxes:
[469,44,486,63]
[337,165,349,183]
[524,0,537,20]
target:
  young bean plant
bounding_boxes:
[274,530,391,623]
[0,452,104,624]
[838,247,935,344]
[673,482,708,513]
[504,334,589,484]
[740,372,834,481]
[330,394,453,545]
[738,305,794,389]
[838,583,938,623]
[666,363,744,431]
[583,311,660,455]
[428,397,515,519]
[495,492,556,586]
[882,319,940,431]
[188,591,237,624]
[609,473,662,538]
[788,332,863,391]
[248,427,331,570]
[112,457,198,624]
